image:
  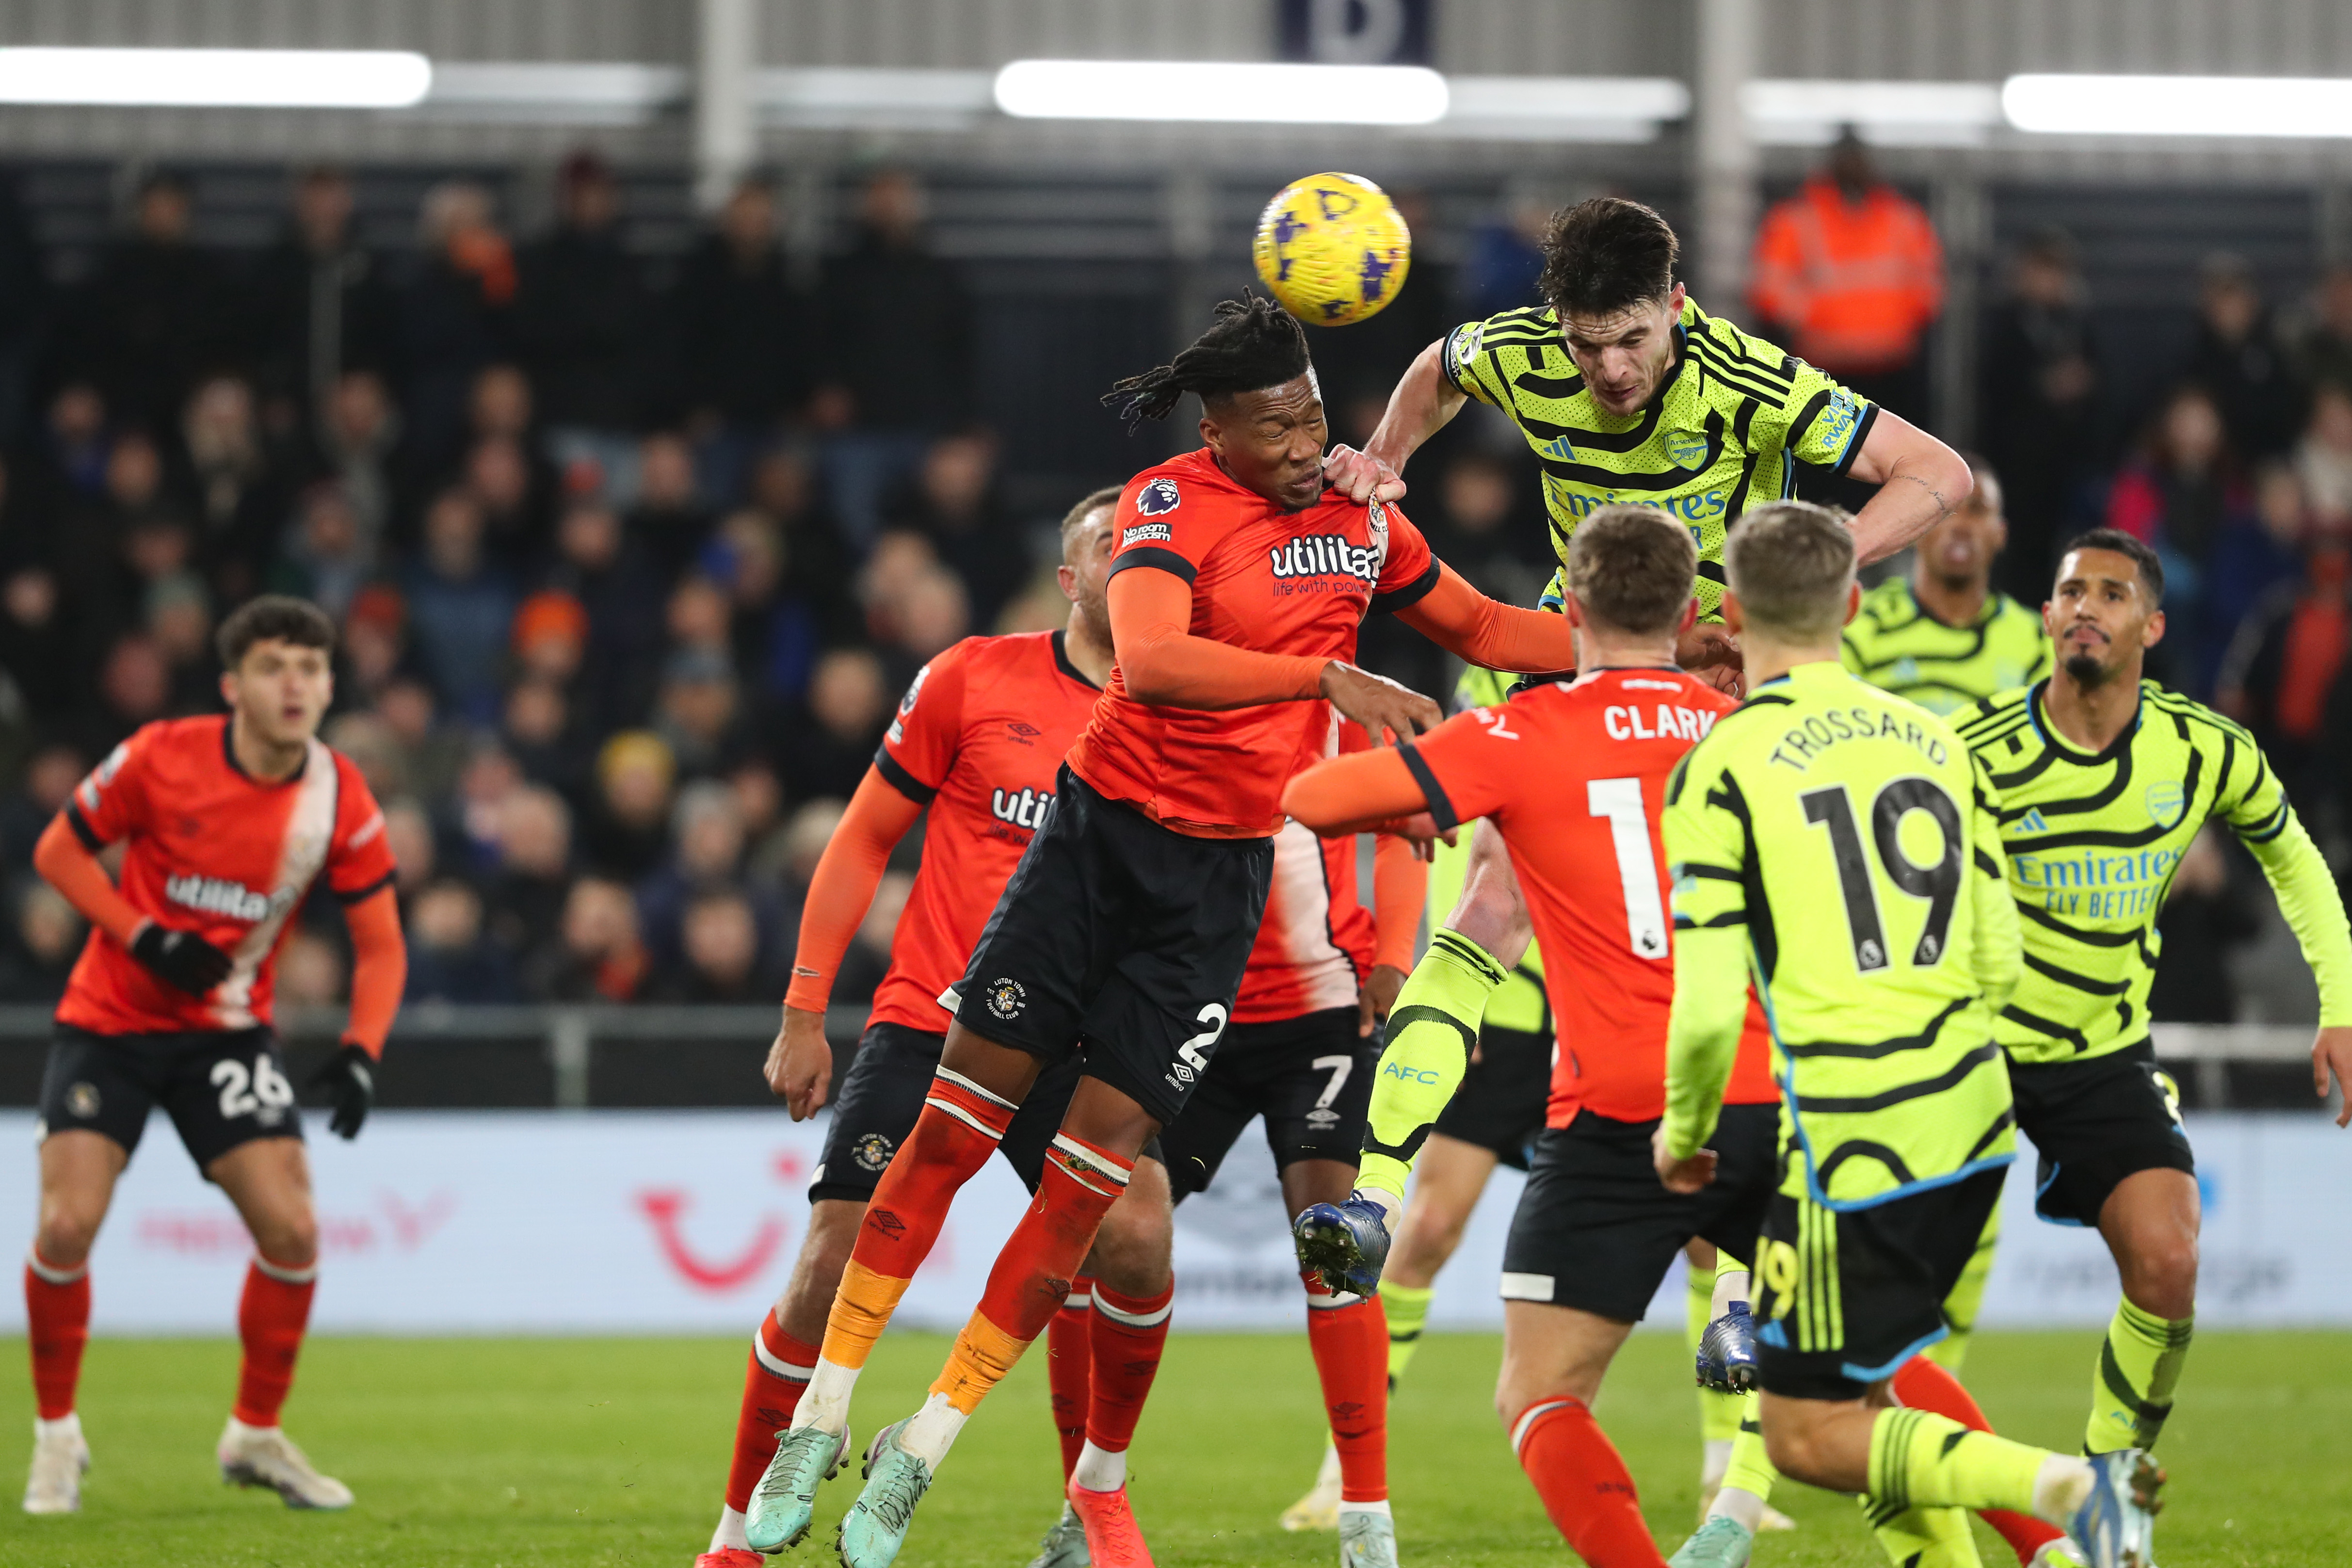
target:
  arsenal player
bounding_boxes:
[22,596,404,1514]
[756,295,1575,1568]
[1283,508,1779,1567]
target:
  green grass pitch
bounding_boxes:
[0,1329,2345,1566]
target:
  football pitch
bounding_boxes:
[1,1329,2344,1567]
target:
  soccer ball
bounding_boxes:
[1252,173,1413,328]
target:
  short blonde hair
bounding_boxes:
[1566,506,1698,635]
[1724,502,1854,641]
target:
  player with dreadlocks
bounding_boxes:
[748,294,1576,1568]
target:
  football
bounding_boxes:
[1252,171,1413,327]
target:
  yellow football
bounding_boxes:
[1252,172,1413,327]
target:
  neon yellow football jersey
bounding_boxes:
[1841,577,2052,717]
[1445,296,1873,621]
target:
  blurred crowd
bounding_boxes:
[2,145,2350,1018]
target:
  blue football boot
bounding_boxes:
[1695,1302,1760,1394]
[1292,1195,1394,1297]
[2066,1449,2162,1568]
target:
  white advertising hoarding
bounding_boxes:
[0,1110,2338,1335]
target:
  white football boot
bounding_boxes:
[217,1416,354,1509]
[23,1413,89,1514]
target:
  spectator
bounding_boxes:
[1980,228,2099,601]
[144,572,216,714]
[1457,178,1555,323]
[665,574,732,660]
[2217,527,2352,837]
[2299,261,2352,397]
[878,568,969,681]
[448,742,524,877]
[2185,253,2301,461]
[0,745,82,875]
[56,171,234,429]
[382,798,438,898]
[2146,828,2260,1024]
[0,565,74,726]
[704,510,825,706]
[652,649,747,779]
[246,165,395,421]
[56,431,192,633]
[887,431,1024,626]
[375,674,467,805]
[469,360,536,444]
[342,584,411,704]
[462,431,549,566]
[2209,460,2310,651]
[271,482,375,618]
[856,530,943,653]
[789,647,890,804]
[1749,129,1944,421]
[742,443,854,637]
[1310,186,1454,431]
[403,488,516,724]
[512,589,591,687]
[581,730,676,881]
[515,151,654,488]
[274,930,349,1008]
[402,879,518,1003]
[398,181,514,467]
[484,784,574,957]
[502,678,588,803]
[324,710,409,802]
[523,875,650,1002]
[629,430,714,579]
[81,633,172,758]
[814,169,973,543]
[638,778,752,955]
[679,176,816,469]
[752,795,845,914]
[308,369,403,541]
[2105,383,2251,693]
[2295,380,2352,524]
[542,499,664,733]
[649,889,770,1002]
[22,383,112,521]
[0,881,82,1003]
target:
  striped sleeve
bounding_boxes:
[1441,306,1555,409]
[1965,751,2020,1016]
[2223,729,2352,1027]
[1660,739,1753,1159]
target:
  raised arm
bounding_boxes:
[1111,567,1441,742]
[1844,407,1975,566]
[1393,563,1577,676]
[1281,746,1431,838]
[1323,338,1466,503]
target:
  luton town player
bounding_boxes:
[21,596,404,1514]
[751,296,1575,1568]
[708,489,1424,1568]
[1307,195,1977,1358]
[1285,507,1785,1567]
[1656,504,2159,1568]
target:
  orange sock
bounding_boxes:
[1086,1279,1173,1457]
[1891,1356,2066,1565]
[232,1255,317,1428]
[1305,1281,1388,1503]
[932,1134,1132,1415]
[823,1074,1017,1371]
[1510,1397,1667,1568]
[724,1310,819,1513]
[1047,1276,1095,1478]
[25,1253,89,1422]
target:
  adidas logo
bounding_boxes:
[2020,808,2048,833]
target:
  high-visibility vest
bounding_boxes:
[1748,178,1945,374]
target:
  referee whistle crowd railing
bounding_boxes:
[0,1007,2333,1116]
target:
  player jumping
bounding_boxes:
[1658,502,2161,1568]
[1954,531,2352,1475]
[22,596,404,1514]
[753,296,1576,1568]
[1301,195,1975,1348]
[1284,506,1781,1567]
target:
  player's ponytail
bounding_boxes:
[1101,292,1312,433]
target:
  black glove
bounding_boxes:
[129,922,234,995]
[308,1043,377,1140]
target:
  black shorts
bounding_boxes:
[1500,1104,1778,1323]
[38,1025,303,1172]
[950,766,1273,1128]
[1159,1008,1379,1201]
[2009,1041,2194,1228]
[812,1022,1163,1203]
[1430,1019,1551,1172]
[1752,1167,2007,1401]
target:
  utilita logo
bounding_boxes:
[1268,533,1381,584]
[991,786,1056,831]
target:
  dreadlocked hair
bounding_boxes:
[1101,293,1311,433]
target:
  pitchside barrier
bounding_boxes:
[0,1008,2339,1335]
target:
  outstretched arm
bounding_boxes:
[1112,567,1441,742]
[2238,808,2352,1126]
[1282,747,1432,838]
[32,811,143,946]
[1324,339,1465,503]
[1394,563,1577,676]
[1845,408,1974,566]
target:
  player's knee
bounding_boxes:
[2121,1230,2198,1318]
[1444,875,1529,968]
[250,1207,319,1271]
[1760,1418,1825,1485]
[1089,1190,1173,1297]
[33,1204,101,1270]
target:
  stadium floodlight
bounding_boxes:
[2003,74,2352,138]
[0,47,432,109]
[993,60,1449,126]
[1745,80,2002,146]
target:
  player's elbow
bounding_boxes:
[1279,773,1336,832]
[30,814,81,883]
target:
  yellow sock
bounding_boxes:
[1860,1494,1984,1568]
[821,1258,914,1371]
[1722,1413,1780,1503]
[2085,1297,2192,1454]
[1357,930,1505,1201]
[1383,1280,1434,1389]
[1868,1406,2048,1516]
[930,1309,1031,1415]
[1688,1265,1742,1446]
[1924,1203,2000,1374]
